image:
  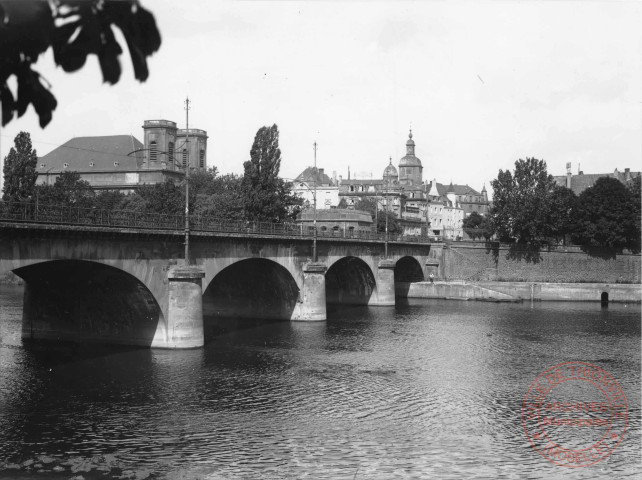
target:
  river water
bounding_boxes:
[0,284,640,479]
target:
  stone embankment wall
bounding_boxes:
[475,281,641,303]
[442,242,640,284]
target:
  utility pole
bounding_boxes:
[385,184,389,258]
[313,141,318,262]
[184,97,190,264]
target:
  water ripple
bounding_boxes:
[0,293,639,479]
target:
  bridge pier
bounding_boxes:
[293,262,327,321]
[370,259,396,306]
[156,266,205,348]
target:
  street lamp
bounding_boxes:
[284,172,318,262]
[312,141,318,262]
[384,189,389,258]
[183,97,191,265]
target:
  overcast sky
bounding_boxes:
[1,0,640,197]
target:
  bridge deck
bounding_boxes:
[0,202,441,246]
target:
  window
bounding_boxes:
[199,149,205,168]
[89,162,95,167]
[63,163,69,168]
[40,163,45,168]
[182,149,187,167]
[114,162,119,167]
[150,141,157,163]
[168,142,174,164]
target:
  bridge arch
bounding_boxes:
[394,256,424,282]
[203,258,300,321]
[325,256,376,305]
[13,260,164,347]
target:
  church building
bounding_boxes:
[36,119,208,191]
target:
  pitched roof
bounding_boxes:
[38,135,145,172]
[554,171,642,195]
[295,166,334,186]
[427,181,481,198]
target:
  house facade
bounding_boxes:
[292,166,339,208]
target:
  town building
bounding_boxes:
[296,208,373,236]
[338,130,469,239]
[425,180,464,239]
[36,119,208,191]
[292,166,339,208]
[553,163,640,195]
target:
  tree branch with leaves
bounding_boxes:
[0,0,161,127]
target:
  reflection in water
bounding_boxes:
[0,285,640,479]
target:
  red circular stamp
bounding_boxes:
[522,362,628,468]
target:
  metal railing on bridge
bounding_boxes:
[0,201,438,244]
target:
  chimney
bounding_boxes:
[318,168,324,176]
[566,162,572,189]
[625,168,631,181]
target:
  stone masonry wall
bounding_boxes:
[443,242,641,284]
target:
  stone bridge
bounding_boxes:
[0,223,442,349]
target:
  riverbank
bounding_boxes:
[398,281,642,303]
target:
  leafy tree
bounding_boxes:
[188,167,219,197]
[627,176,641,251]
[544,185,578,244]
[354,197,377,216]
[36,171,94,208]
[337,197,348,209]
[93,190,126,211]
[2,131,38,202]
[194,174,245,222]
[376,209,401,234]
[573,177,639,250]
[490,157,557,245]
[479,215,495,240]
[354,197,401,234]
[118,192,148,212]
[462,211,484,239]
[1,0,161,127]
[136,179,184,215]
[242,124,302,222]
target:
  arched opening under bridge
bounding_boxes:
[325,257,376,306]
[13,260,162,347]
[394,256,425,298]
[203,259,300,327]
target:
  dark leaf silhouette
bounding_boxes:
[0,0,160,127]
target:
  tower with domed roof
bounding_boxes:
[398,129,423,187]
[383,156,398,186]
